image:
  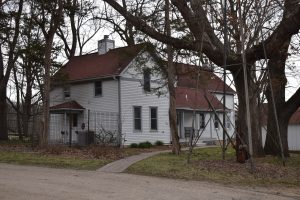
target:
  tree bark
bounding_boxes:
[264,39,290,156]
[165,0,180,155]
[233,67,264,157]
[0,85,8,140]
[39,0,63,147]
[0,0,23,140]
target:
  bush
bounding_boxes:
[138,141,152,148]
[155,140,164,146]
[130,143,138,148]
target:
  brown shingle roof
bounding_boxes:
[175,63,235,93]
[50,101,84,111]
[54,43,146,82]
[175,87,225,111]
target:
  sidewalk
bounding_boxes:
[97,150,170,173]
[98,144,211,173]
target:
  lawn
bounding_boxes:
[0,141,171,170]
[0,151,110,170]
[126,147,300,187]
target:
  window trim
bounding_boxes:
[149,107,158,131]
[133,106,142,131]
[94,81,102,97]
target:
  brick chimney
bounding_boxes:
[98,35,115,55]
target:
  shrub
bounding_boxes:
[130,143,138,148]
[155,140,164,146]
[138,141,152,148]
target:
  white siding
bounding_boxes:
[120,78,170,145]
[50,87,64,106]
[50,79,119,112]
[180,111,235,143]
[49,79,119,143]
[214,93,235,110]
[262,124,300,151]
[120,52,170,145]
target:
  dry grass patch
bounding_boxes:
[127,147,300,187]
[0,142,171,170]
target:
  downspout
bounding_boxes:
[117,76,122,147]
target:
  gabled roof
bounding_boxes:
[50,101,84,113]
[175,87,225,111]
[53,43,147,82]
[175,63,235,94]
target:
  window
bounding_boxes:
[143,68,151,92]
[64,86,70,98]
[94,81,102,96]
[133,106,142,131]
[150,107,158,130]
[214,114,219,129]
[199,113,205,129]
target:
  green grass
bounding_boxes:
[127,147,300,187]
[0,151,110,170]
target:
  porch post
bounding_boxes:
[69,114,72,147]
[181,111,185,139]
[64,112,67,143]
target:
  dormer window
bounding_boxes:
[95,81,102,96]
[143,68,151,92]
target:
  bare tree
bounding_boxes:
[57,0,102,58]
[32,0,63,147]
[103,0,300,157]
[0,0,24,140]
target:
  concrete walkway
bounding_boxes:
[98,150,170,173]
[98,145,211,173]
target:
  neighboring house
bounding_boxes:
[49,36,235,145]
[262,108,300,151]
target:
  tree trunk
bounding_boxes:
[233,67,264,157]
[165,0,180,155]
[265,113,289,156]
[0,86,8,140]
[40,39,52,148]
[264,40,289,156]
[168,75,181,155]
[38,0,63,148]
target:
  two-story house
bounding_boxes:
[49,36,235,146]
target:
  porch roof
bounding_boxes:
[50,101,85,114]
[175,87,225,111]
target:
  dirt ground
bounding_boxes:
[0,163,299,200]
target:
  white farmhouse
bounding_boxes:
[49,36,235,146]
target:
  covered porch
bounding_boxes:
[49,101,85,146]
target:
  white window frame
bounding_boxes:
[133,106,142,131]
[150,107,158,131]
